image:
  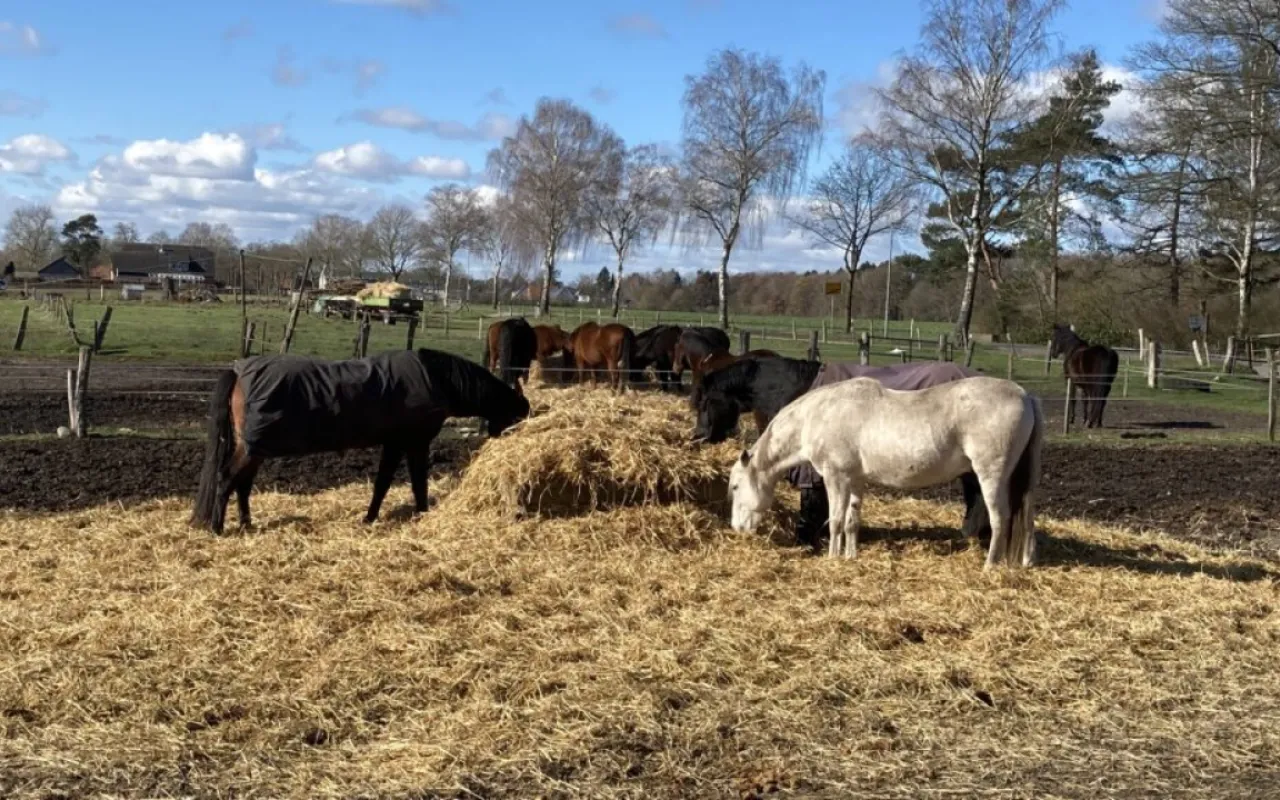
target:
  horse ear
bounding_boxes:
[739,449,751,465]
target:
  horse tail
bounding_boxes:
[191,369,238,532]
[1007,393,1044,567]
[497,322,518,387]
[618,327,636,391]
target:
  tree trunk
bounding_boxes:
[443,260,452,308]
[490,266,501,309]
[1048,159,1062,319]
[1237,269,1252,339]
[1168,153,1186,306]
[954,241,980,345]
[845,267,856,334]
[717,241,732,330]
[539,242,555,317]
[611,253,624,318]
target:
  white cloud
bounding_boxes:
[608,13,667,38]
[0,21,50,56]
[0,134,74,175]
[313,141,470,181]
[122,133,256,180]
[330,0,454,13]
[832,60,899,137]
[234,123,306,152]
[344,106,516,140]
[0,90,46,118]
[1100,65,1144,132]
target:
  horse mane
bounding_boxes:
[695,354,821,416]
[417,348,525,419]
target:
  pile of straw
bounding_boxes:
[444,385,745,518]
[2,481,1278,799]
[355,281,412,300]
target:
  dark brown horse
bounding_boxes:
[533,324,570,384]
[189,349,530,534]
[1050,323,1119,428]
[633,324,683,392]
[691,348,780,388]
[482,317,537,388]
[672,327,732,380]
[563,321,636,392]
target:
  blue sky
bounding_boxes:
[1,0,1162,278]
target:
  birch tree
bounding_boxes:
[422,183,489,307]
[873,0,1066,344]
[680,48,826,329]
[585,144,679,317]
[786,136,916,332]
[486,98,621,316]
[481,194,536,308]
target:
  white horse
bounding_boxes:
[728,375,1043,569]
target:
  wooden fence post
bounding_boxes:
[1006,346,1014,379]
[357,314,371,358]
[66,368,76,432]
[1147,341,1161,389]
[1044,339,1054,374]
[242,321,256,358]
[791,320,797,340]
[821,319,827,344]
[92,305,112,352]
[965,339,976,368]
[937,333,947,361]
[1268,348,1276,443]
[12,305,28,351]
[1062,378,1073,435]
[279,259,312,355]
[807,330,820,361]
[859,332,870,365]
[739,330,751,354]
[406,315,419,350]
[72,346,91,438]
[1138,328,1146,356]
[1122,354,1130,397]
[477,316,484,340]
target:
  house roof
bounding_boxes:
[39,257,80,276]
[109,244,216,275]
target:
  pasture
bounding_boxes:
[3,299,1280,798]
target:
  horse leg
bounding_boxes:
[797,483,828,552]
[407,446,430,514]
[842,489,863,559]
[365,444,405,524]
[212,444,253,535]
[976,468,1013,570]
[233,457,262,530]
[823,475,853,559]
[1067,379,1077,426]
[959,472,991,541]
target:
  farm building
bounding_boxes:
[106,244,217,285]
[37,257,82,281]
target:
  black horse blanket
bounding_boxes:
[233,351,439,458]
[787,361,979,488]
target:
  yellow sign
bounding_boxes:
[824,281,842,296]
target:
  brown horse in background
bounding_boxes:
[1050,323,1119,428]
[532,324,570,384]
[481,317,536,388]
[672,327,732,381]
[564,321,636,392]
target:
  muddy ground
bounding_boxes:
[3,357,1278,558]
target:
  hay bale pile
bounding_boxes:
[443,385,745,519]
[355,281,412,300]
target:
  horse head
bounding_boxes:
[486,390,530,437]
[728,448,771,534]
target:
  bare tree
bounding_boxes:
[422,183,490,307]
[178,221,240,252]
[585,143,679,317]
[787,136,916,332]
[680,48,826,329]
[111,222,139,247]
[3,204,58,271]
[365,204,424,281]
[146,229,173,245]
[1130,0,1280,337]
[297,214,367,283]
[487,97,624,316]
[873,0,1066,343]
[480,194,537,308]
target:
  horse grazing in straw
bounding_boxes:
[1050,323,1119,429]
[633,324,684,392]
[690,348,780,389]
[190,348,530,534]
[672,326,732,381]
[728,375,1043,569]
[482,317,537,388]
[563,321,636,392]
[692,355,992,548]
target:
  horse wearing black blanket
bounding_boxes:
[190,348,530,534]
[691,354,993,550]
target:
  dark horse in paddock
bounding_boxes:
[482,317,537,388]
[633,324,684,392]
[563,321,636,392]
[691,355,992,550]
[672,327,732,381]
[190,348,530,534]
[1050,323,1119,429]
[690,348,781,389]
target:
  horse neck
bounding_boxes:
[1056,331,1086,360]
[753,359,822,421]
[750,417,809,486]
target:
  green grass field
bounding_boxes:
[2,294,1272,424]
